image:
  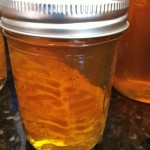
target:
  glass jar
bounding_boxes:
[1,0,129,149]
[114,0,150,103]
[5,31,121,150]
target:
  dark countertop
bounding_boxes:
[0,45,150,150]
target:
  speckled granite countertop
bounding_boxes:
[0,75,150,150]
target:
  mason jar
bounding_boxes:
[114,0,150,103]
[1,0,129,149]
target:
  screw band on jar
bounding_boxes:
[2,0,129,16]
[1,0,129,38]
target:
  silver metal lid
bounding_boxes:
[0,0,129,39]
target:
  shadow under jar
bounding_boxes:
[1,0,129,149]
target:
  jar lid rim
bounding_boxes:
[0,0,129,38]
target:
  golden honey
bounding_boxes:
[114,0,150,103]
[5,32,120,149]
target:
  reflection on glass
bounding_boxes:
[0,28,7,90]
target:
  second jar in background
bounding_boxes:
[114,0,150,103]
